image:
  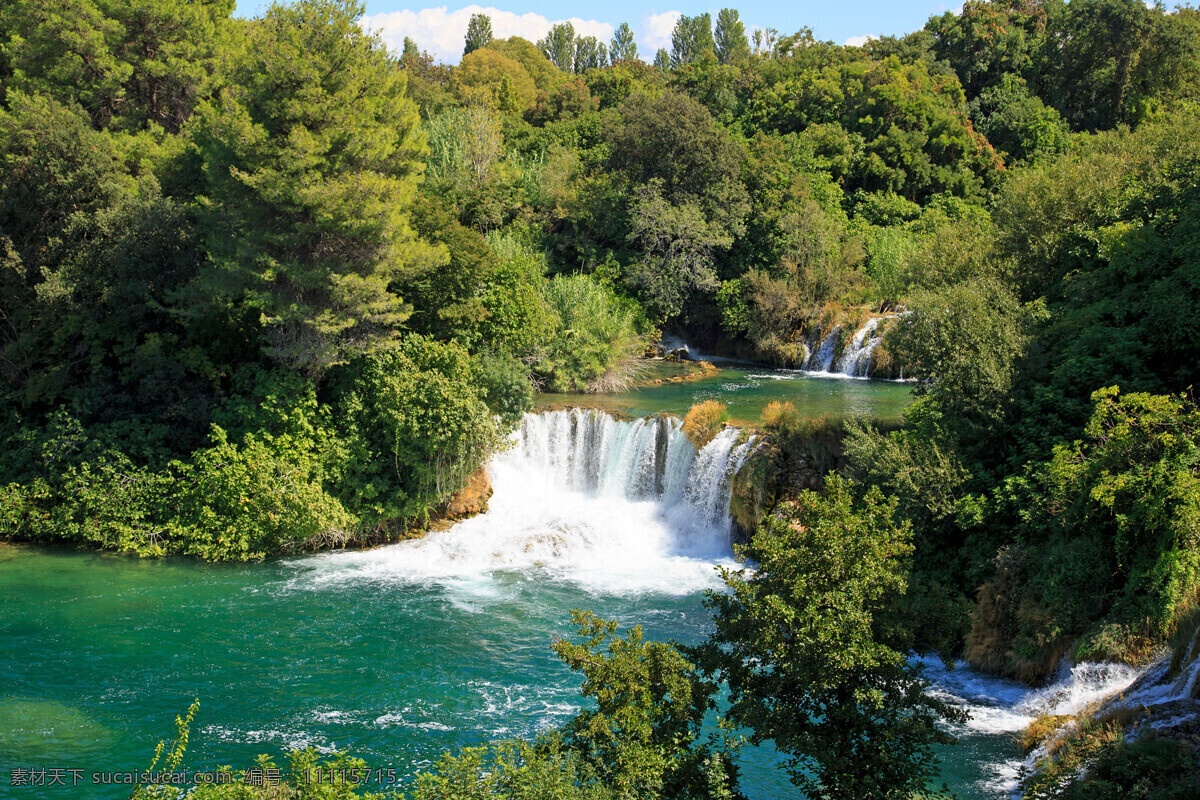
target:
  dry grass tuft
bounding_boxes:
[760,400,800,432]
[683,400,729,448]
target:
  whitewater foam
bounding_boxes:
[290,410,755,599]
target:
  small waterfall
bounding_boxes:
[803,327,840,372]
[835,317,886,377]
[801,316,894,378]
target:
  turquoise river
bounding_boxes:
[0,370,1134,799]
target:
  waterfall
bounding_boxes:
[513,409,757,551]
[300,409,757,596]
[834,317,886,377]
[801,316,893,378]
[803,327,840,372]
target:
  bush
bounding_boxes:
[330,336,502,529]
[476,348,534,428]
[1058,735,1200,800]
[682,401,729,448]
[535,274,649,393]
[174,430,355,561]
[760,400,799,432]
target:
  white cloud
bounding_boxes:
[641,10,681,54]
[362,5,612,64]
[844,34,877,47]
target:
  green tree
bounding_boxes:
[573,36,607,73]
[968,73,1070,164]
[0,92,127,278]
[925,0,1046,99]
[1,0,234,133]
[609,22,638,63]
[538,22,576,72]
[654,48,670,71]
[891,278,1044,439]
[463,12,493,57]
[714,9,749,65]
[671,13,715,68]
[192,0,429,372]
[604,91,748,236]
[626,181,728,319]
[1036,0,1200,131]
[693,474,962,799]
[551,610,742,800]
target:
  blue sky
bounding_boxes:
[232,2,963,63]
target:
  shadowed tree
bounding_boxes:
[715,8,749,64]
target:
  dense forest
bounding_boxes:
[2,0,1200,797]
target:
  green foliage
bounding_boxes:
[463,12,492,57]
[0,0,234,133]
[626,180,727,319]
[329,336,501,529]
[739,56,1003,202]
[475,348,533,427]
[193,0,429,371]
[535,275,648,393]
[892,278,1045,439]
[969,74,1070,164]
[714,10,749,65]
[539,22,577,73]
[398,196,498,348]
[0,408,352,561]
[174,427,354,561]
[1033,389,1200,663]
[0,91,128,274]
[609,23,638,64]
[525,79,598,126]
[1057,735,1200,800]
[551,610,741,800]
[671,14,716,68]
[479,231,555,357]
[694,474,962,799]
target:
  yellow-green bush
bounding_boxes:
[682,401,728,448]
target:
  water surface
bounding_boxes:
[537,364,912,425]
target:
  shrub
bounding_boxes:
[682,401,728,448]
[330,336,502,529]
[173,429,355,561]
[535,274,649,393]
[760,400,799,432]
[476,348,534,428]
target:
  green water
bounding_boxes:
[537,363,913,425]
[0,541,1026,800]
[0,374,1023,799]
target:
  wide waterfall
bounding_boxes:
[301,409,757,596]
[517,409,757,541]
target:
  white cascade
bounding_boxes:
[834,317,886,377]
[801,317,894,378]
[918,656,1143,797]
[515,409,757,551]
[803,327,841,372]
[299,409,757,597]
